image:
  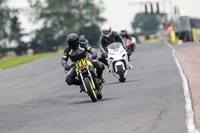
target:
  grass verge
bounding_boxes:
[141,38,157,43]
[195,29,200,36]
[0,52,62,69]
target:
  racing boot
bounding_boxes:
[107,69,111,74]
[99,76,105,83]
[107,65,111,74]
[126,50,131,62]
[96,67,105,83]
[79,84,85,93]
[128,56,130,62]
[128,64,133,70]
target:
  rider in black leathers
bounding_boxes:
[61,33,105,87]
[79,34,89,44]
[98,24,131,66]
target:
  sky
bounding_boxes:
[7,0,200,38]
[101,0,200,33]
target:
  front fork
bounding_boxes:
[79,73,87,92]
[79,70,96,93]
[88,70,96,90]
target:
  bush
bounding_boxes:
[145,33,150,40]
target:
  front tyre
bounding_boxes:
[84,77,97,102]
[117,65,126,82]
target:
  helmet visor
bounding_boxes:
[68,41,79,49]
[121,30,126,34]
[103,30,110,35]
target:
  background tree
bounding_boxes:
[29,0,105,53]
[190,18,200,28]
[9,16,28,55]
[0,0,11,46]
[0,0,27,57]
[0,45,7,58]
[0,0,13,58]
[79,24,102,46]
[132,13,167,35]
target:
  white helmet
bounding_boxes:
[102,24,112,38]
[120,27,126,31]
[120,27,127,35]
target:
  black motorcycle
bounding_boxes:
[75,58,103,102]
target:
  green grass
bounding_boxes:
[0,52,62,69]
[142,38,157,43]
[195,29,200,36]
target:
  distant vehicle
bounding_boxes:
[174,16,194,42]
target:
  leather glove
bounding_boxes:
[65,65,71,71]
[91,53,97,59]
[65,64,75,71]
[103,51,108,58]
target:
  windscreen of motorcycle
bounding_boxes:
[108,42,122,50]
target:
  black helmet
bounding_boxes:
[80,35,85,40]
[79,35,86,42]
[67,33,79,49]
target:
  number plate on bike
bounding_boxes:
[75,59,93,69]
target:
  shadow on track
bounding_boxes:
[69,97,117,105]
[104,79,144,86]
[69,100,92,105]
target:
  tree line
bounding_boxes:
[1,0,200,59]
[131,12,200,37]
[0,0,105,58]
[131,12,167,36]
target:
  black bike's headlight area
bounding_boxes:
[122,54,125,57]
[80,69,88,75]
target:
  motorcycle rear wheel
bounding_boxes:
[84,77,97,102]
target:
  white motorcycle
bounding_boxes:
[106,42,132,82]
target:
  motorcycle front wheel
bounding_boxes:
[117,65,126,82]
[83,77,97,102]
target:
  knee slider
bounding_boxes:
[101,64,105,70]
[65,77,73,85]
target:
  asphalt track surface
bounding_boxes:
[0,42,188,133]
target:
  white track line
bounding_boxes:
[165,41,199,133]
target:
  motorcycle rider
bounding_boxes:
[120,27,135,52]
[61,33,105,90]
[98,24,132,73]
[120,27,130,39]
[79,34,89,44]
[79,34,93,60]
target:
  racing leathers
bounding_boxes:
[98,31,131,65]
[121,33,131,40]
[121,33,135,52]
[61,42,105,85]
